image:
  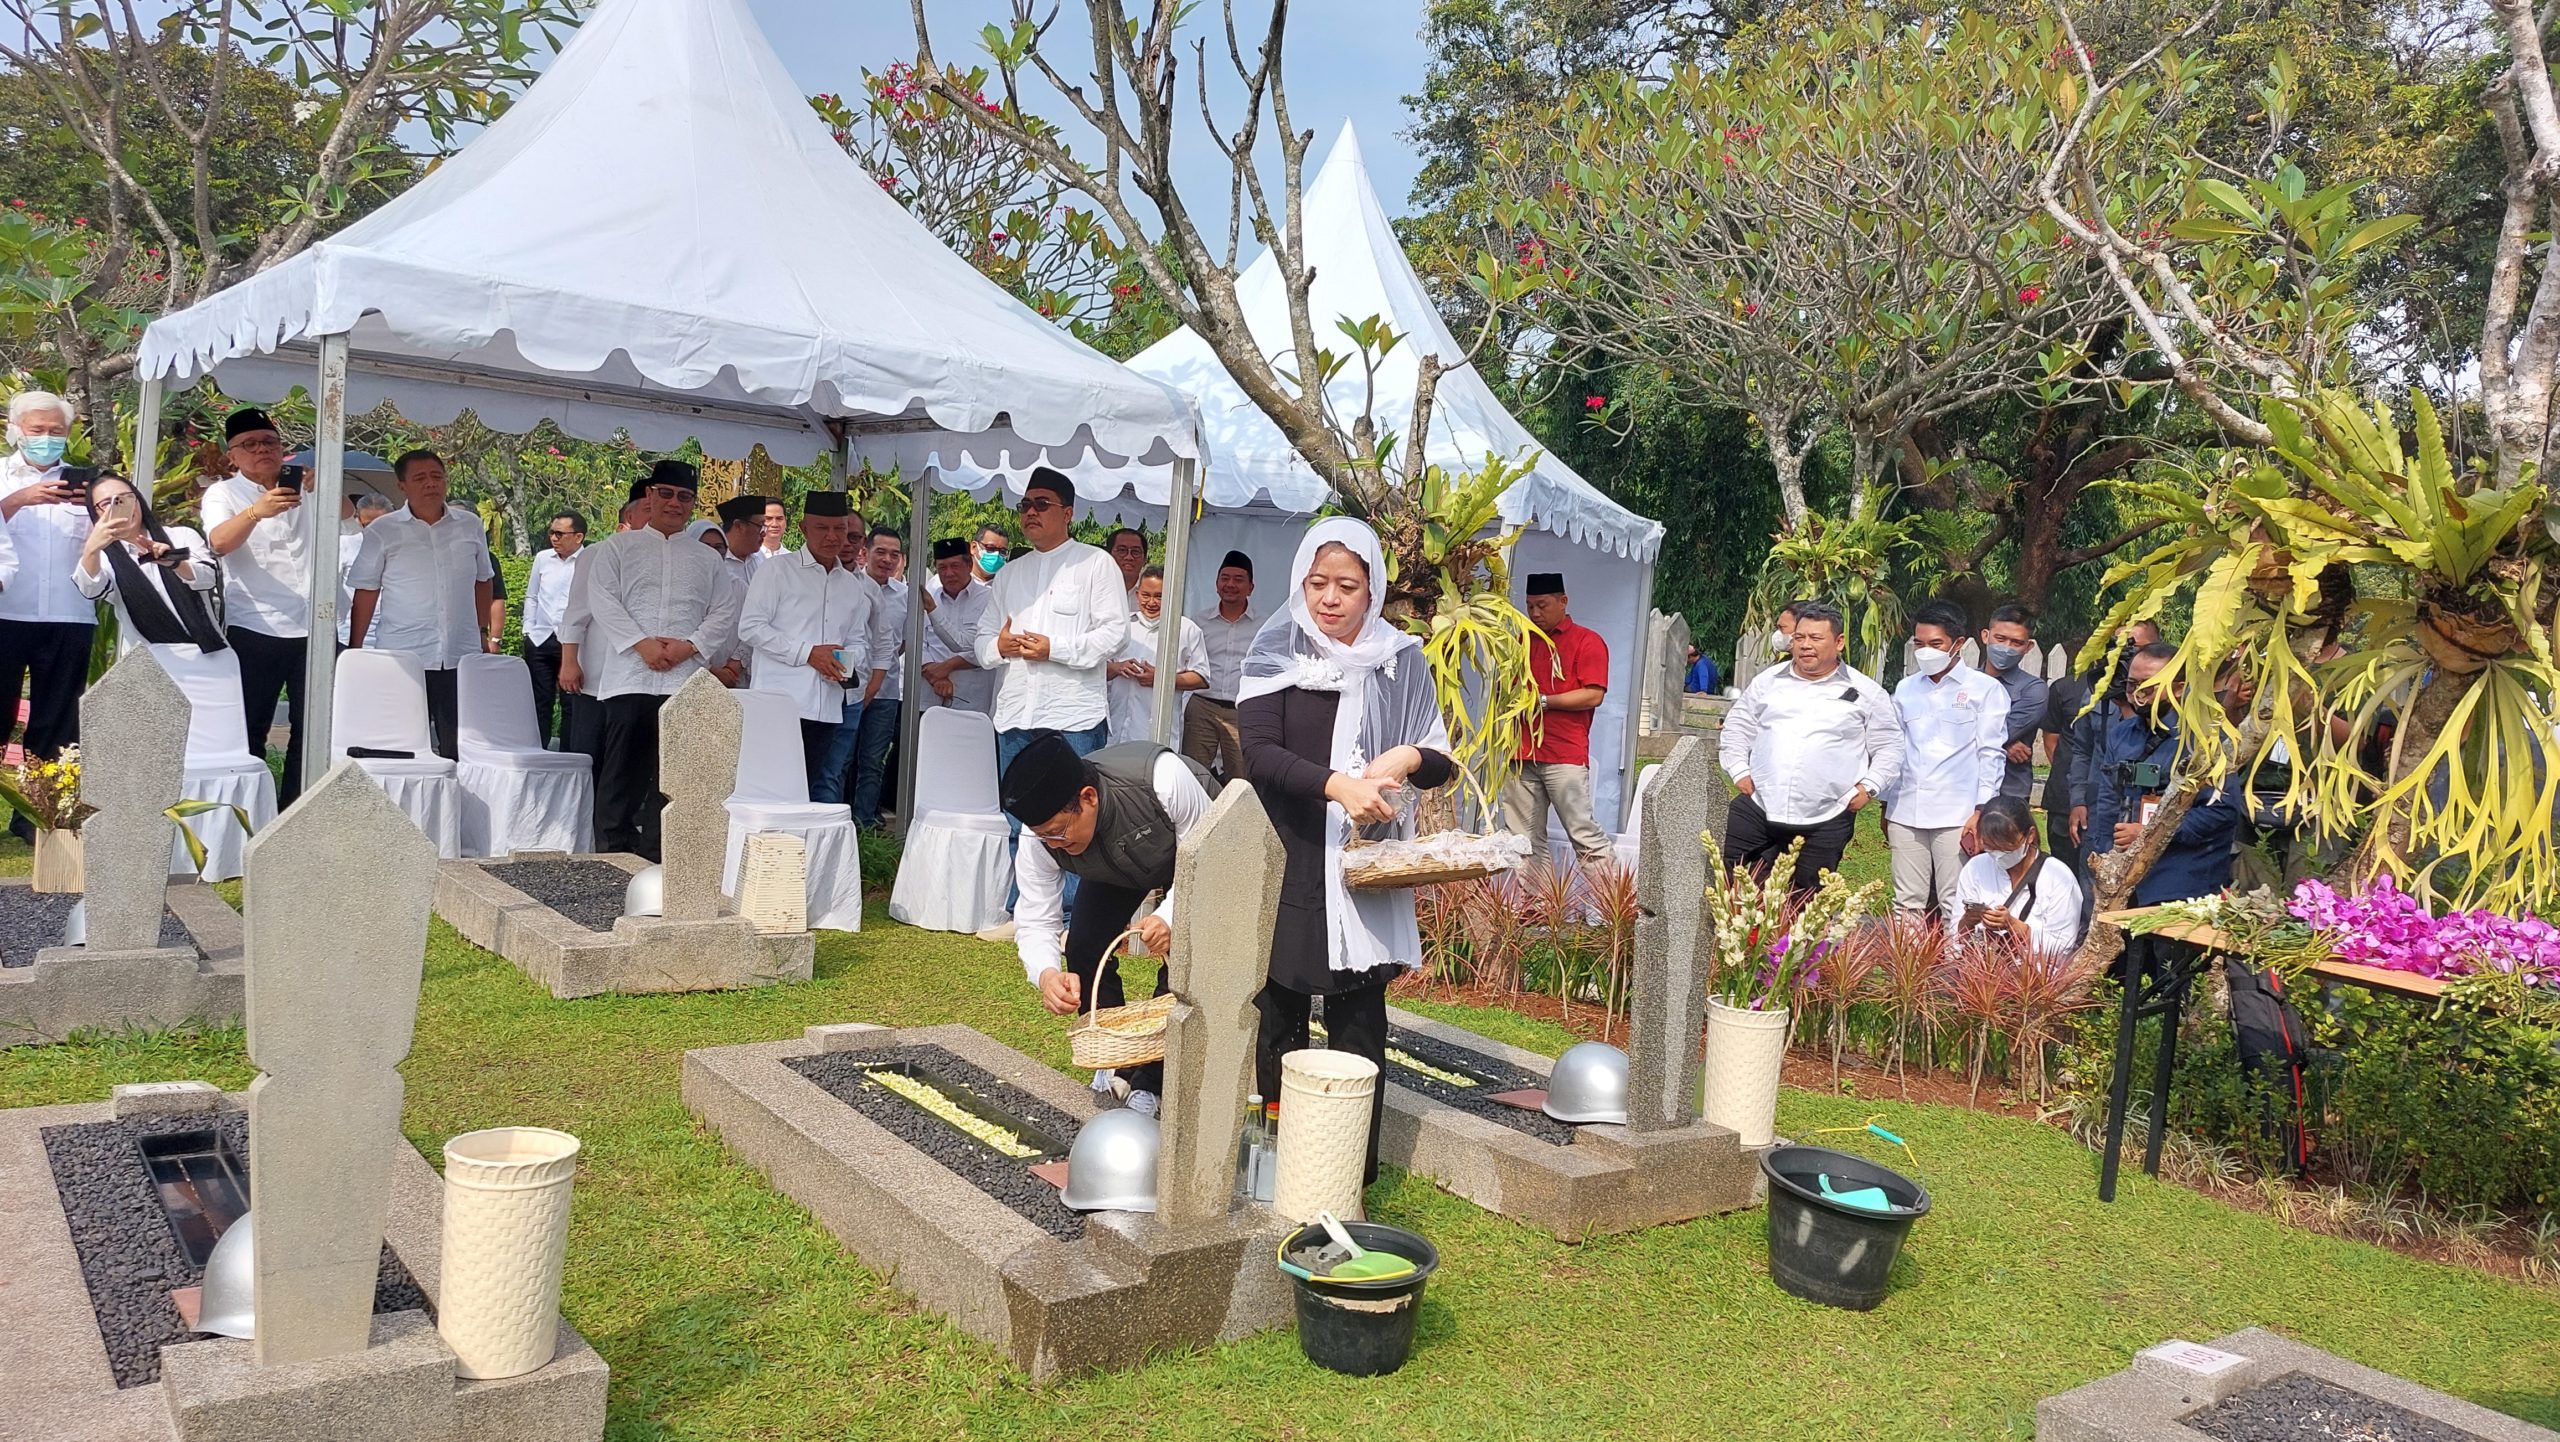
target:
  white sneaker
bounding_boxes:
[1126,1090,1161,1117]
[974,918,1017,942]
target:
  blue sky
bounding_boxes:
[745,0,1434,226]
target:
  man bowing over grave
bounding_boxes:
[582,460,739,860]
[1001,729,1216,1118]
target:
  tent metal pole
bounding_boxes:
[895,462,930,832]
[831,427,850,492]
[129,375,161,496]
[1151,456,1197,744]
[299,333,350,795]
[1620,559,1657,831]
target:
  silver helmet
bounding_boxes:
[196,1212,255,1339]
[1060,1107,1160,1213]
[1543,1041,1630,1125]
[59,899,85,948]
[622,864,664,918]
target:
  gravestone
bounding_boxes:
[243,762,438,1364]
[1154,781,1284,1227]
[78,650,189,950]
[1626,737,1726,1132]
[657,670,742,921]
[1653,611,1692,729]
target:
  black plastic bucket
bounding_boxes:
[1760,1144,1931,1311]
[1280,1220,1441,1376]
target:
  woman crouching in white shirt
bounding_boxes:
[73,474,227,656]
[1952,795,2084,960]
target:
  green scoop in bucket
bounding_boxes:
[1315,1212,1418,1282]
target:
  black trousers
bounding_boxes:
[1255,980,1391,1186]
[799,717,838,790]
[2046,807,2091,922]
[1725,791,1855,891]
[424,666,458,761]
[595,693,668,859]
[228,626,306,808]
[0,618,91,760]
[522,636,564,743]
[561,691,603,765]
[1064,878,1170,1096]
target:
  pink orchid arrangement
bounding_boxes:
[2287,876,2560,984]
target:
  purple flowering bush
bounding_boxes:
[2287,876,2560,984]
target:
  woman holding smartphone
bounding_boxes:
[73,474,226,656]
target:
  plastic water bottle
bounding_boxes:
[1236,1093,1263,1200]
[1253,1099,1279,1203]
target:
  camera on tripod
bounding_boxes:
[2109,759,2166,793]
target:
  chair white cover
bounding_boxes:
[453,653,593,857]
[157,644,278,882]
[723,688,861,930]
[332,648,462,858]
[889,707,1010,933]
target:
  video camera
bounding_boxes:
[2109,759,2166,793]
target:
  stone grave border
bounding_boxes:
[0,880,246,1049]
[0,1085,606,1442]
[434,851,812,1000]
[684,1021,1292,1382]
[2037,1327,2556,1442]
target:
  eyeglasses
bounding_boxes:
[547,528,580,538]
[645,485,697,501]
[1030,825,1076,845]
[1017,496,1062,515]
[229,436,284,453]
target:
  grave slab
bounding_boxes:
[433,852,812,998]
[0,1092,606,1442]
[0,880,245,1049]
[2037,1327,2555,1442]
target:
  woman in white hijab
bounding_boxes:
[1238,517,1454,1186]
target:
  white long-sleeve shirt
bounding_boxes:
[523,547,580,646]
[971,539,1126,733]
[1016,749,1212,985]
[72,523,215,648]
[348,503,493,668]
[200,472,313,638]
[865,574,907,703]
[920,573,995,714]
[1955,852,2085,958]
[1719,659,1904,826]
[1884,662,2008,829]
[736,548,879,722]
[1108,612,1209,746]
[1189,605,1261,702]
[578,527,738,700]
[0,517,18,592]
[0,454,96,624]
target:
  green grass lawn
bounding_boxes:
[5,900,2556,1441]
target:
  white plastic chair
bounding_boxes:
[889,707,1011,933]
[1612,763,1662,877]
[332,648,462,858]
[155,644,277,882]
[723,688,861,930]
[454,653,593,857]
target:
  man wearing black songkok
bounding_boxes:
[1181,547,1259,782]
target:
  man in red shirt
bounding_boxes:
[1503,572,1614,870]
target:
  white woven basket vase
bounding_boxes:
[438,1126,582,1380]
[1700,999,1791,1148]
[1274,1048,1379,1224]
[738,832,809,934]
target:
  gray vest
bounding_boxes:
[1053,743,1216,894]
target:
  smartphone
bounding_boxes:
[1958,902,1991,932]
[57,465,97,495]
[278,463,307,489]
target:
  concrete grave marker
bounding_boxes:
[77,649,189,950]
[1627,737,1725,1131]
[657,670,742,921]
[243,763,438,1364]
[1653,611,1692,730]
[1155,781,1283,1227]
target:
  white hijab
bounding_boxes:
[1238,517,1451,972]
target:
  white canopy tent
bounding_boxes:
[925,125,1665,826]
[132,0,1203,799]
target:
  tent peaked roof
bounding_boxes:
[1111,122,1660,559]
[135,0,1198,469]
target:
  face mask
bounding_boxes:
[1987,642,2024,670]
[1770,630,1790,652]
[978,552,1003,576]
[1989,844,2029,868]
[18,435,66,467]
[1914,645,1952,674]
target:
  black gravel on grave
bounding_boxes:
[2186,1373,2489,1442]
[1373,1025,1580,1147]
[788,1046,1091,1243]
[40,1110,430,1388]
[484,859,635,933]
[0,888,192,969]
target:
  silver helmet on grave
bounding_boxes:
[622,865,664,918]
[195,1212,255,1339]
[1060,1108,1160,1213]
[1542,1041,1631,1125]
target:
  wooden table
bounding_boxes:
[2093,910,2448,1001]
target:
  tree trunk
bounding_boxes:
[1757,413,1811,526]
